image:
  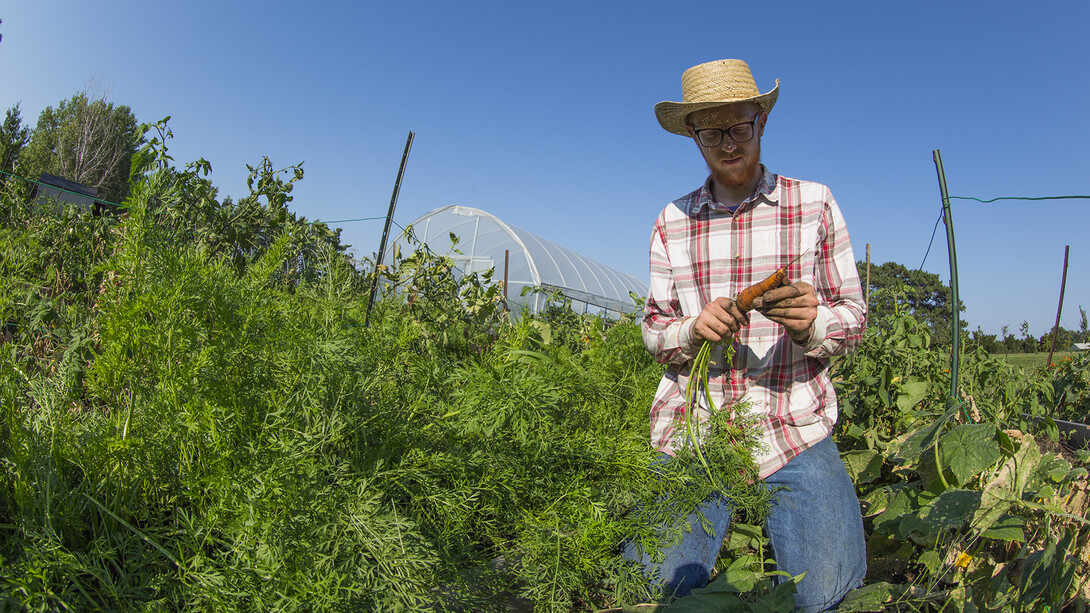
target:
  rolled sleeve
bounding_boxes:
[803,302,866,357]
[642,220,702,364]
[802,191,867,357]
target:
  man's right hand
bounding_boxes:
[692,296,749,343]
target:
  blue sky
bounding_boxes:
[2,1,1088,337]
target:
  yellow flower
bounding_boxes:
[954,552,972,568]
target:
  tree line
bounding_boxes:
[971,314,1087,355]
[857,260,1087,354]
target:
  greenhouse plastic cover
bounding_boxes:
[385,206,648,316]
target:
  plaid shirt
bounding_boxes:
[642,167,866,478]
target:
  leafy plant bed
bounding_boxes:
[1,134,1088,611]
[830,312,1090,612]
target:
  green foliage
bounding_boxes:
[2,163,442,609]
[1041,352,1090,423]
[832,298,1090,612]
[667,566,800,612]
[2,129,1087,612]
[858,262,966,346]
[376,227,507,356]
[128,118,347,284]
[1080,306,1089,343]
[0,135,776,611]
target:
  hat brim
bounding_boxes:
[654,81,779,136]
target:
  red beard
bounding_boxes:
[709,152,762,190]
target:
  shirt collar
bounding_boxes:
[693,165,779,214]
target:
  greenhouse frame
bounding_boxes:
[383,205,648,317]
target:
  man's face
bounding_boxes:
[685,103,765,191]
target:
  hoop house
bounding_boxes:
[384,206,647,316]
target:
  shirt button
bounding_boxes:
[735,252,741,259]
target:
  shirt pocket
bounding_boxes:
[735,314,780,373]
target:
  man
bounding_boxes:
[631,59,868,611]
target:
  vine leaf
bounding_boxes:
[842,449,883,485]
[937,423,1002,485]
[971,434,1042,536]
[894,378,931,413]
[981,514,1025,542]
[836,581,898,612]
[889,408,958,468]
[921,488,982,532]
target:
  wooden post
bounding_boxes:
[1046,245,1070,368]
[865,243,871,314]
[503,249,510,298]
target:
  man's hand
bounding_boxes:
[693,296,749,343]
[752,282,818,343]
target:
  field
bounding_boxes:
[1,150,1089,612]
[996,351,1080,374]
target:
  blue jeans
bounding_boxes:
[622,435,866,612]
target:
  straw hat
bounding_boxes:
[655,59,780,136]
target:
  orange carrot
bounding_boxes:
[734,269,788,312]
[734,254,802,312]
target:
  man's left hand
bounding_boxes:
[752,282,818,344]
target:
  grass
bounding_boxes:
[994,351,1079,373]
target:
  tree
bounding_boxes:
[0,103,30,185]
[857,260,966,345]
[999,325,1020,354]
[19,92,141,203]
[970,326,999,353]
[1018,320,1034,353]
[1038,327,1076,355]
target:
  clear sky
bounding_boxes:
[2,1,1088,337]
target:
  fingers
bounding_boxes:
[751,282,814,309]
[720,296,750,328]
[693,283,817,344]
[761,308,815,341]
[753,282,817,340]
[693,297,748,342]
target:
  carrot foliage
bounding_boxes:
[0,127,770,611]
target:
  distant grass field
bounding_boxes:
[995,351,1079,373]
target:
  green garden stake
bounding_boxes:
[933,150,968,422]
[366,131,415,328]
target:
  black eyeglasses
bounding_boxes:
[692,114,760,148]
